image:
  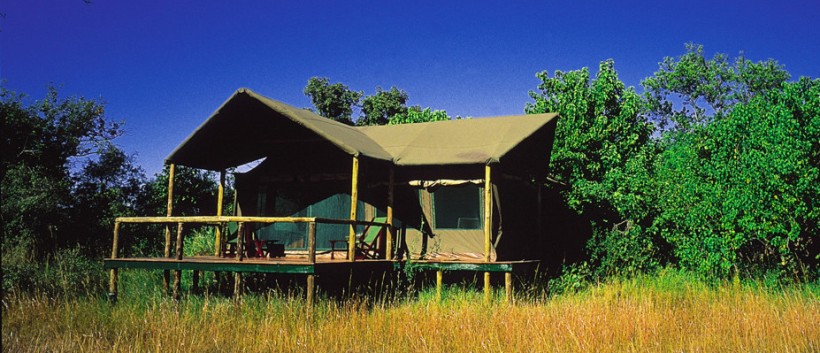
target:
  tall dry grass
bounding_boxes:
[3,270,818,352]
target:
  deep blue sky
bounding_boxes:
[3,1,819,176]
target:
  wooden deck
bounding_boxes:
[103,256,539,274]
[104,256,395,274]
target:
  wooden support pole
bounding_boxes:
[215,170,225,257]
[436,270,443,302]
[348,156,359,262]
[386,167,394,260]
[175,222,184,260]
[234,272,242,302]
[163,163,176,295]
[306,274,315,308]
[484,165,492,262]
[236,222,245,261]
[505,272,513,304]
[308,222,316,264]
[484,271,491,304]
[173,223,184,300]
[108,222,121,302]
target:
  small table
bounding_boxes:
[265,240,285,258]
[328,239,348,260]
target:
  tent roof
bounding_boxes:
[358,113,558,166]
[166,88,558,171]
[166,88,392,170]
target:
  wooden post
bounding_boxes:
[236,222,245,261]
[234,272,242,302]
[108,222,121,302]
[173,223,184,300]
[505,272,513,304]
[163,163,176,295]
[484,164,492,262]
[484,165,493,303]
[436,270,443,302]
[348,156,359,262]
[484,272,491,304]
[175,222,184,260]
[215,170,225,257]
[308,222,316,264]
[386,167,394,260]
[306,275,315,308]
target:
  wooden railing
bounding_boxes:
[110,216,393,265]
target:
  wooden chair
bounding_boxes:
[356,216,387,259]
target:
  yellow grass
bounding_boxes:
[3,274,818,353]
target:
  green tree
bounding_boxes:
[526,60,659,275]
[642,43,790,133]
[1,85,134,256]
[303,77,363,125]
[389,106,451,125]
[651,78,819,278]
[359,86,409,126]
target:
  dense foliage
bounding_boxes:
[528,45,818,281]
[1,85,226,293]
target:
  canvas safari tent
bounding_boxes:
[165,88,559,263]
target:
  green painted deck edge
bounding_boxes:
[393,261,539,272]
[104,258,538,274]
[104,259,315,274]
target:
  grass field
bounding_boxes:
[2,269,818,352]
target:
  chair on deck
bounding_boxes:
[356,216,388,259]
[222,222,240,257]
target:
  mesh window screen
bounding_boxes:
[432,184,482,229]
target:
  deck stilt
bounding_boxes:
[505,272,512,304]
[108,222,121,302]
[306,274,315,308]
[233,272,242,301]
[484,271,491,303]
[436,270,443,302]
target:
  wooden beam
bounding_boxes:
[386,167,394,260]
[484,164,492,262]
[348,156,359,262]
[163,163,175,295]
[115,215,394,225]
[215,170,225,257]
[116,216,316,224]
[105,258,316,274]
